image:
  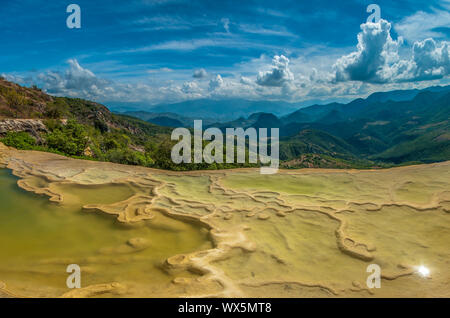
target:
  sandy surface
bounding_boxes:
[0,143,449,298]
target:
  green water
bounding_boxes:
[0,169,211,297]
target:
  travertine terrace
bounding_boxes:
[0,142,449,298]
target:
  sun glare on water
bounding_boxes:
[417,266,430,277]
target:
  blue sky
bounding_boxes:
[1,0,449,109]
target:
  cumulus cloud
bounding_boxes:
[334,19,402,83]
[193,68,208,78]
[22,60,260,104]
[256,55,294,87]
[209,74,223,91]
[37,59,111,99]
[1,73,29,85]
[397,38,450,81]
[33,59,194,104]
[5,17,449,110]
[182,81,200,94]
[334,19,450,83]
[240,76,253,85]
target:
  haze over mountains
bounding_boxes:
[121,99,300,122]
[125,85,450,166]
[1,76,449,169]
[125,85,450,124]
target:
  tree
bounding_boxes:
[45,120,88,156]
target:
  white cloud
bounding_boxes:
[413,39,450,78]
[179,81,204,99]
[34,59,191,104]
[334,19,402,83]
[256,55,294,87]
[193,68,208,78]
[239,24,296,38]
[240,76,253,85]
[208,74,224,91]
[1,73,28,85]
[110,36,282,55]
[5,14,450,110]
[221,18,230,33]
[395,9,450,44]
[334,19,450,83]
[37,59,111,99]
[131,15,192,31]
[147,67,173,74]
[392,38,450,81]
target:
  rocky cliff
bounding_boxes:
[0,119,48,142]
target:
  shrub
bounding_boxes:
[43,119,63,131]
[45,120,88,156]
[1,131,36,150]
[4,89,27,117]
[45,99,69,119]
[105,148,153,167]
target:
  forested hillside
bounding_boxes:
[1,77,449,169]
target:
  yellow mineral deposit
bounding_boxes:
[0,142,449,298]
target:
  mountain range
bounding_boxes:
[1,77,449,169]
[125,85,450,167]
[122,98,301,122]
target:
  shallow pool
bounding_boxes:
[0,169,211,297]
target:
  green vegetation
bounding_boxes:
[1,78,448,170]
[45,120,88,156]
[1,122,259,170]
[44,98,70,119]
[148,139,258,171]
[371,129,450,163]
[2,131,36,150]
[281,153,384,169]
[0,79,262,170]
[0,87,29,118]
